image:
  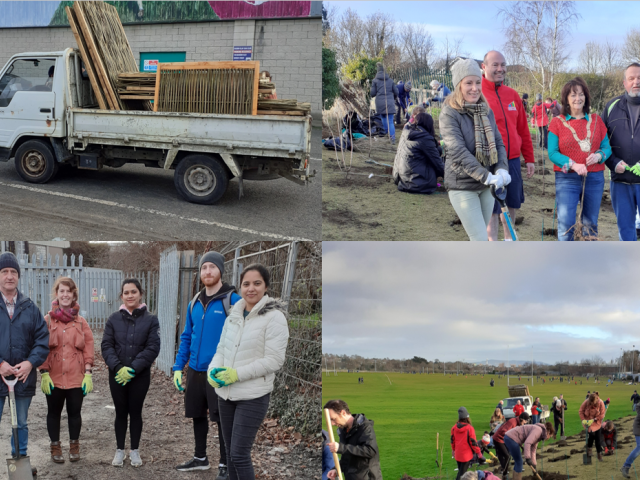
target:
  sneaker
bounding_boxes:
[175,457,211,471]
[621,466,631,478]
[130,449,142,467]
[112,449,125,467]
[216,465,229,480]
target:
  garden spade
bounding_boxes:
[2,375,34,480]
[528,463,543,480]
[323,409,344,480]
[490,185,518,241]
[583,424,592,465]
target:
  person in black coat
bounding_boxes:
[324,399,382,480]
[0,252,49,460]
[101,278,160,468]
[393,112,444,194]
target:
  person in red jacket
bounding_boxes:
[513,400,525,418]
[481,51,535,241]
[530,94,550,149]
[493,412,530,479]
[451,407,485,480]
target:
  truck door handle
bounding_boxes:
[40,108,51,113]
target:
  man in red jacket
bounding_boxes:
[481,51,535,241]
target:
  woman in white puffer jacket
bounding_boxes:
[207,264,289,480]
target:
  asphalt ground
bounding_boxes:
[0,128,321,241]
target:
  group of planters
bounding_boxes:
[362,51,640,241]
[0,250,289,480]
[321,389,640,480]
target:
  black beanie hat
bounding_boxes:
[458,406,470,420]
[199,251,225,276]
[0,252,20,277]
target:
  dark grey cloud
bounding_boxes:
[323,242,640,364]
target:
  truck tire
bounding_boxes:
[174,154,229,204]
[14,140,58,184]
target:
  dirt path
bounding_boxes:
[323,131,621,241]
[0,333,320,480]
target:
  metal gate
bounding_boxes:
[156,245,180,375]
[16,254,158,329]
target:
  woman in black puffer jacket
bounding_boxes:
[393,113,444,194]
[101,278,160,469]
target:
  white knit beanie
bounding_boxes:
[451,58,482,89]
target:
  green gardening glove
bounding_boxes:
[115,367,135,385]
[630,164,640,176]
[82,373,93,396]
[173,371,185,392]
[207,368,225,388]
[41,372,54,395]
[214,367,239,387]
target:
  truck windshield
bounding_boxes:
[505,398,530,409]
[0,58,56,108]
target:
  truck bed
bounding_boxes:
[67,107,311,160]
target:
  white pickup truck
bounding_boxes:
[0,49,313,204]
[502,385,550,421]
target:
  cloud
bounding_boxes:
[323,243,640,364]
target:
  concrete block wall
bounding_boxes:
[0,18,321,123]
[253,18,321,124]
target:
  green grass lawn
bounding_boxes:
[322,372,635,479]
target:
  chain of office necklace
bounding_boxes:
[559,113,593,153]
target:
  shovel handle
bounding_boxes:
[529,463,543,480]
[324,409,344,480]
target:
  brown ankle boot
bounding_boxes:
[69,440,80,462]
[587,447,593,457]
[50,441,64,463]
[597,451,604,462]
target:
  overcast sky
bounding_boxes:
[328,1,638,70]
[323,242,640,365]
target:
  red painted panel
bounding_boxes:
[208,1,311,19]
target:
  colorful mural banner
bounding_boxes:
[0,1,321,28]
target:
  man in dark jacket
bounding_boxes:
[393,113,444,194]
[631,390,640,411]
[396,80,412,125]
[553,396,568,438]
[324,399,382,480]
[172,251,240,479]
[0,252,50,458]
[602,62,640,240]
[370,63,399,144]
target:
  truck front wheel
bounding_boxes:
[15,140,58,184]
[174,154,229,204]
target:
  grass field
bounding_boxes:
[322,372,636,479]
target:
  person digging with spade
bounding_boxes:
[579,392,606,462]
[172,251,241,479]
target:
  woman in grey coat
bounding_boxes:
[370,62,399,144]
[440,58,510,241]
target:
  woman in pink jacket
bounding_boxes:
[39,277,94,464]
[579,392,606,461]
[504,422,555,480]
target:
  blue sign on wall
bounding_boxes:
[233,46,253,61]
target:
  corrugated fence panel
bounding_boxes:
[156,246,179,376]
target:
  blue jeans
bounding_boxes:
[504,435,524,472]
[0,395,32,456]
[532,414,540,424]
[555,171,604,241]
[624,436,640,468]
[380,114,396,140]
[610,181,640,241]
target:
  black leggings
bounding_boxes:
[588,428,603,453]
[194,417,227,464]
[219,393,270,480]
[108,368,150,450]
[46,387,84,441]
[538,125,548,148]
[495,441,510,476]
[456,461,471,480]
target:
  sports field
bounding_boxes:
[322,371,636,479]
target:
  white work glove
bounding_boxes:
[497,169,512,186]
[484,172,504,189]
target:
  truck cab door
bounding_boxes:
[0,57,56,149]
